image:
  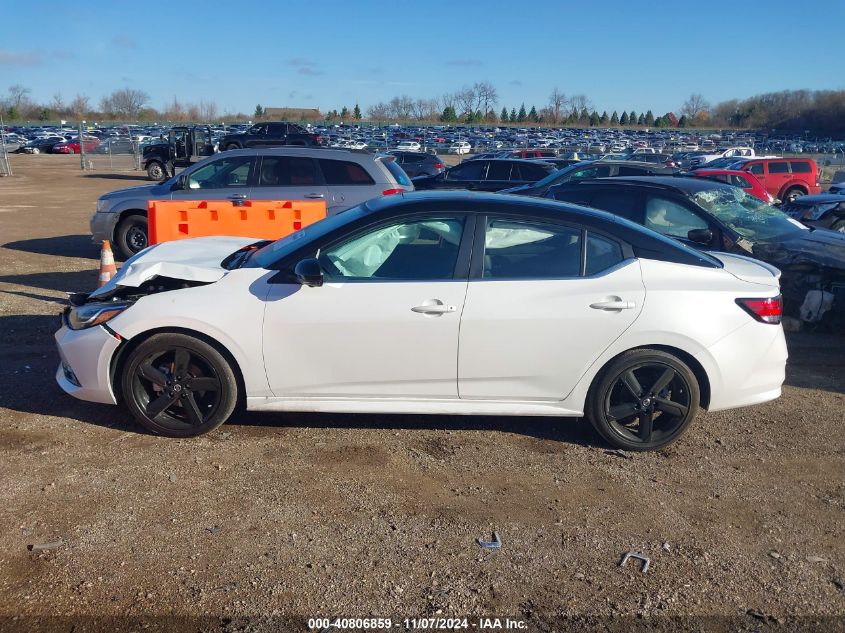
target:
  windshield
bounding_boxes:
[531,162,594,189]
[251,204,370,268]
[692,187,807,241]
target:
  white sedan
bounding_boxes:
[55,192,787,450]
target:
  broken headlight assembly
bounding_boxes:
[66,302,131,330]
[807,202,841,221]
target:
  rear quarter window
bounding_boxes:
[789,161,812,174]
[585,233,625,275]
[381,158,411,186]
[319,159,375,185]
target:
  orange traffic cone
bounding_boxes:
[97,240,117,288]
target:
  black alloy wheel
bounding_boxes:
[121,334,238,437]
[586,349,699,451]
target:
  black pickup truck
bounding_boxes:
[218,122,323,150]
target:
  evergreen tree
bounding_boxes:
[254,104,264,118]
[645,110,655,126]
[599,111,609,125]
[637,113,645,125]
[528,105,538,122]
[353,103,362,119]
[517,103,527,122]
[510,108,517,123]
[440,106,457,122]
[500,106,509,122]
[340,106,349,118]
[589,111,600,126]
[610,110,619,125]
[678,114,689,128]
[579,108,589,124]
[619,111,629,125]
[629,110,637,125]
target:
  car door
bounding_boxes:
[170,154,256,204]
[317,157,378,213]
[254,155,327,205]
[262,213,474,398]
[458,215,645,400]
[483,160,513,191]
[766,161,791,198]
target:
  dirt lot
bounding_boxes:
[0,156,843,632]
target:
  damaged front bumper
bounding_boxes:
[54,314,122,405]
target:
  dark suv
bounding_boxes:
[547,176,845,315]
[412,159,556,192]
[387,151,446,178]
[498,160,679,197]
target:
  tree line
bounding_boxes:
[3,83,844,137]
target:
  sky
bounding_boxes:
[1,0,843,118]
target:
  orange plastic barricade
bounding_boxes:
[147,199,327,245]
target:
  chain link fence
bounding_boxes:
[0,117,11,176]
[79,125,143,172]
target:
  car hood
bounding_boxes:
[89,235,258,297]
[752,228,845,271]
[788,193,845,206]
[100,182,172,201]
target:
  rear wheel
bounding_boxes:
[115,213,149,258]
[32,148,40,155]
[585,349,700,451]
[69,148,76,154]
[784,187,805,203]
[121,333,239,437]
[225,143,240,151]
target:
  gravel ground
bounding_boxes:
[0,155,843,632]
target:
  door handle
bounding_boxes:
[304,193,325,199]
[228,194,247,200]
[411,300,457,315]
[590,300,636,311]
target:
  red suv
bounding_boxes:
[737,158,820,203]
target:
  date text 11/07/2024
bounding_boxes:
[307,617,528,630]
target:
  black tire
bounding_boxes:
[146,161,165,181]
[830,218,845,234]
[121,333,239,438]
[585,349,700,451]
[69,148,76,154]
[225,143,241,151]
[784,187,805,203]
[115,213,149,258]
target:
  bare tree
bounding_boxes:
[456,86,477,118]
[412,98,439,121]
[367,102,391,119]
[548,88,567,124]
[441,92,457,111]
[7,84,31,109]
[475,81,498,115]
[199,100,219,121]
[50,93,65,114]
[680,93,710,119]
[100,88,149,119]
[69,94,90,117]
[568,94,591,116]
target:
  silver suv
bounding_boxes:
[90,147,414,258]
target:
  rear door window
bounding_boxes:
[448,161,486,181]
[768,162,789,174]
[486,161,513,181]
[589,190,642,222]
[258,156,318,186]
[318,159,375,185]
[516,163,552,181]
[483,219,582,279]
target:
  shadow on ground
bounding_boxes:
[0,269,98,294]
[83,174,149,181]
[3,235,98,260]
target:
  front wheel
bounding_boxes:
[121,333,239,437]
[585,349,700,451]
[225,143,240,151]
[115,213,149,258]
[146,161,165,181]
[32,148,40,155]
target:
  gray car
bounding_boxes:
[90,147,413,258]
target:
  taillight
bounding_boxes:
[433,163,444,169]
[736,296,782,324]
[382,188,404,196]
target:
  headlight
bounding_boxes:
[67,302,130,330]
[96,199,108,212]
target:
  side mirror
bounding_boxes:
[687,228,713,245]
[294,258,324,287]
